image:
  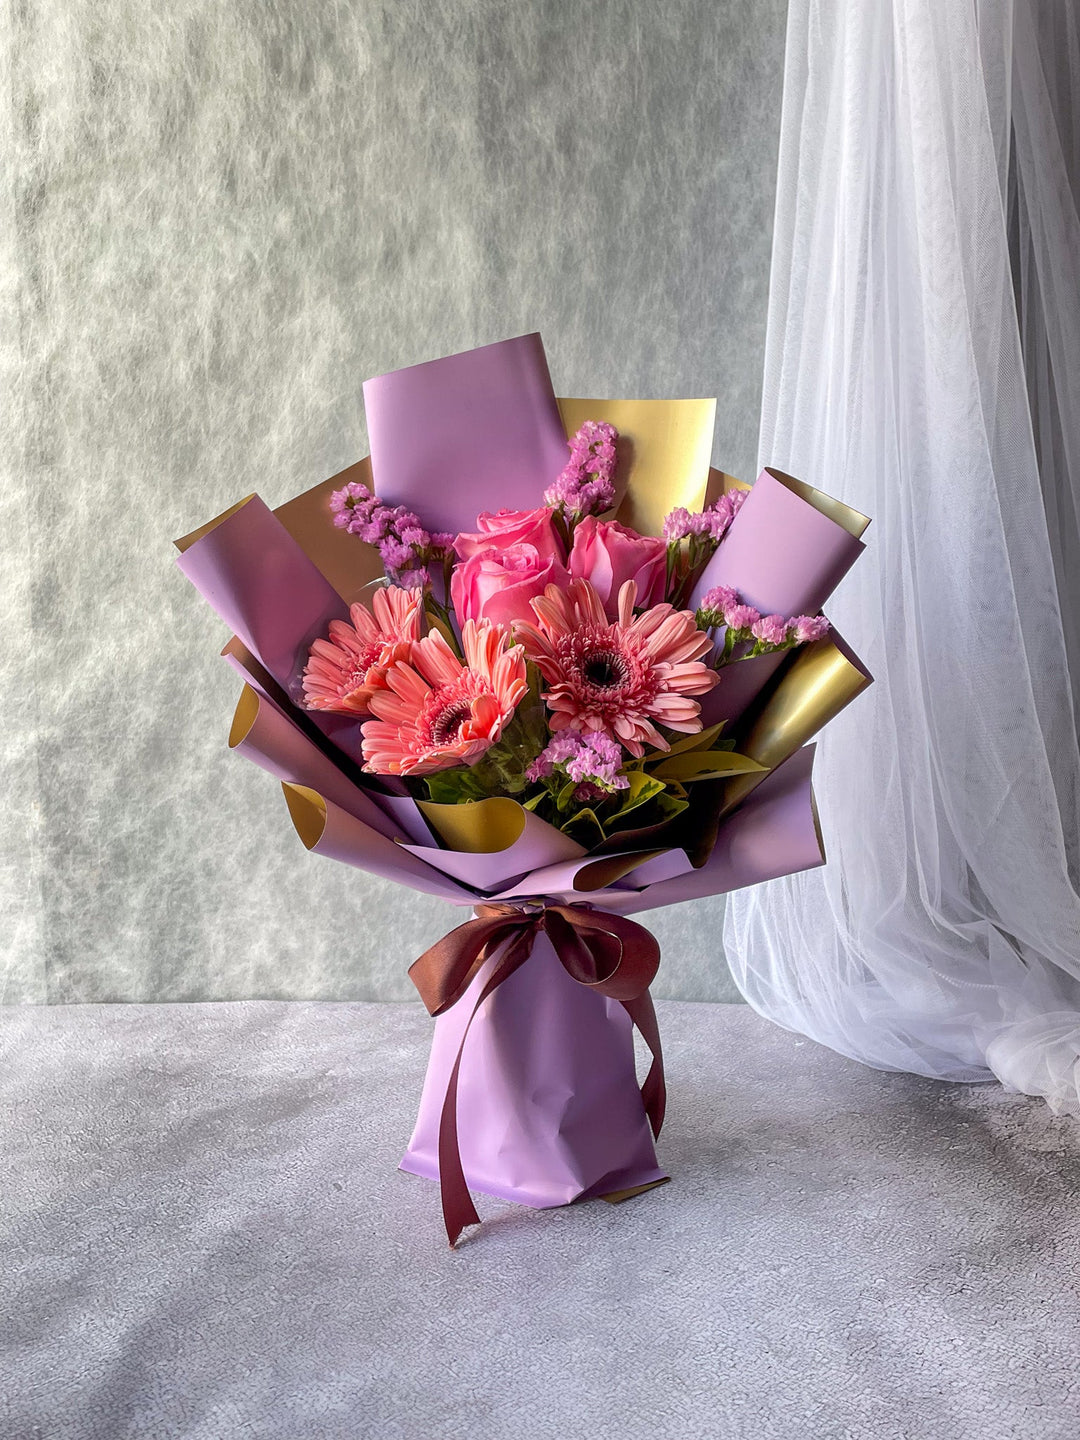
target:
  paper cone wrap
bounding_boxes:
[693,468,871,729]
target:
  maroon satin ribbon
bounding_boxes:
[409,902,666,1247]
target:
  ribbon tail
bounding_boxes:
[546,905,666,1141]
[622,991,666,1139]
[435,933,535,1248]
[437,1045,481,1247]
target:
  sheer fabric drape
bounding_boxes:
[726,0,1080,1111]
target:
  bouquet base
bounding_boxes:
[400,930,668,1211]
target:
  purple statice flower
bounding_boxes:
[664,490,746,547]
[662,491,748,609]
[568,419,617,471]
[378,538,417,575]
[330,481,381,536]
[790,614,831,644]
[700,584,739,615]
[328,480,369,513]
[704,489,747,542]
[751,614,790,647]
[724,603,760,634]
[329,479,437,585]
[525,730,629,795]
[577,476,617,513]
[563,732,627,788]
[544,421,618,517]
[525,730,580,782]
[702,584,833,670]
[662,507,694,543]
[695,584,740,629]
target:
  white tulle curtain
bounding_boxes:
[727,0,1080,1110]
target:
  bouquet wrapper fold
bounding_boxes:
[693,468,871,729]
[176,495,347,691]
[692,466,869,616]
[176,495,364,764]
[363,334,569,537]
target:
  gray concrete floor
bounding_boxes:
[3,1000,1079,1439]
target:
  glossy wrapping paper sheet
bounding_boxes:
[176,334,873,1243]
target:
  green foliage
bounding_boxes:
[650,749,765,783]
[422,688,764,842]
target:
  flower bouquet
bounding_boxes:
[175,334,872,1246]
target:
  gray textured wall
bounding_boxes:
[4,0,785,1005]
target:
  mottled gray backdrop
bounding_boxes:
[4,0,785,1004]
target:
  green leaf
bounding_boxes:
[652,749,766,782]
[616,772,668,818]
[562,807,607,845]
[654,792,690,822]
[604,790,689,835]
[424,766,490,805]
[556,780,577,812]
[681,767,764,783]
[424,609,461,656]
[651,722,726,759]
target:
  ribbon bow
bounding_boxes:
[409,902,666,1247]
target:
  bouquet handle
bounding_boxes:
[409,902,666,1246]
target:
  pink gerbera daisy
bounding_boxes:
[302,586,423,716]
[360,620,528,776]
[516,578,718,757]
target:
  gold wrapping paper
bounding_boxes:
[762,467,871,540]
[717,636,874,818]
[557,397,717,538]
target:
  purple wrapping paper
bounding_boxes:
[691,468,866,616]
[178,497,363,761]
[486,845,697,907]
[400,748,823,1213]
[608,744,823,914]
[281,784,474,902]
[691,468,869,728]
[399,812,586,894]
[698,650,789,729]
[400,930,668,1207]
[228,685,395,835]
[177,497,346,689]
[364,334,569,537]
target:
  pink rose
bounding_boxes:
[568,517,667,618]
[454,507,564,564]
[450,543,570,630]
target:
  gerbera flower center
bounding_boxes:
[580,647,631,690]
[516,577,715,759]
[429,698,475,745]
[344,642,383,692]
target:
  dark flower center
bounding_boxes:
[581,648,630,690]
[430,699,474,745]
